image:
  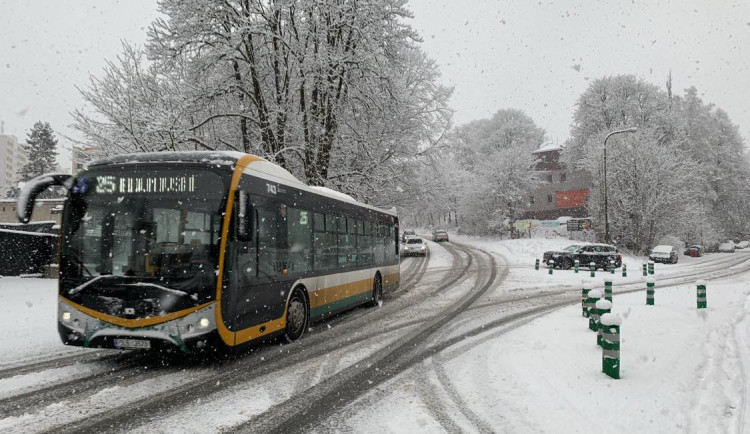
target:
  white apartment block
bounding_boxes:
[0,135,29,195]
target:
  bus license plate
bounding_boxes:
[114,338,151,349]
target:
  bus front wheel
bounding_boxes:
[284,288,309,342]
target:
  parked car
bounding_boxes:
[718,242,736,253]
[736,240,750,249]
[649,245,679,264]
[683,245,704,257]
[401,229,416,242]
[401,237,427,256]
[432,230,449,242]
[542,243,622,270]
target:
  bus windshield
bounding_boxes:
[60,166,228,309]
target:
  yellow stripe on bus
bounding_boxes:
[310,278,374,309]
[60,296,214,329]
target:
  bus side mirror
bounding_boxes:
[236,190,253,241]
[17,173,74,223]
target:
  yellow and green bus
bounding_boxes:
[18,152,400,353]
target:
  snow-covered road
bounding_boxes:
[1,238,749,433]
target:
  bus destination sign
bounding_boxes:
[95,175,198,194]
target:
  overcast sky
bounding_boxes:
[1,0,749,169]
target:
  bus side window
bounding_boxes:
[358,220,371,267]
[287,207,312,273]
[374,224,385,265]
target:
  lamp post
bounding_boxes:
[603,127,637,244]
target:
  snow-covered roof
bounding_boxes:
[651,245,674,253]
[86,151,396,217]
[531,143,563,154]
[89,151,248,167]
[309,186,357,203]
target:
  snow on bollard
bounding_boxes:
[574,259,580,273]
[590,262,596,278]
[582,279,593,317]
[596,299,613,346]
[604,277,613,302]
[601,313,622,379]
[648,260,655,275]
[609,260,615,274]
[535,258,540,270]
[642,262,648,277]
[587,289,603,331]
[646,277,655,306]
[622,263,627,277]
[697,280,707,309]
[548,260,554,275]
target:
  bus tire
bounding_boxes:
[284,288,309,343]
[369,274,383,307]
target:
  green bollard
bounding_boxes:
[642,262,648,277]
[596,299,612,346]
[548,260,554,275]
[609,260,615,274]
[590,262,596,278]
[604,278,613,302]
[574,259,580,273]
[535,258,540,270]
[582,279,592,317]
[587,289,602,331]
[601,313,621,379]
[622,263,627,278]
[697,279,707,309]
[646,277,655,305]
[648,260,655,275]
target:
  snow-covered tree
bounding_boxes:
[73,0,452,205]
[7,122,60,198]
[567,74,750,251]
[451,109,544,236]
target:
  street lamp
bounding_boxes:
[603,127,637,244]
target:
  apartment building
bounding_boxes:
[0,135,29,196]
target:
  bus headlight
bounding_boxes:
[62,312,71,321]
[198,317,210,328]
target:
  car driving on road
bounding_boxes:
[432,230,449,242]
[401,237,427,256]
[401,229,416,242]
[543,243,622,270]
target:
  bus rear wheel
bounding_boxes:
[284,288,309,342]
[369,274,383,307]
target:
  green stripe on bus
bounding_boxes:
[311,291,372,318]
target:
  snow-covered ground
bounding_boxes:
[347,235,750,433]
[0,277,83,366]
[1,236,749,433]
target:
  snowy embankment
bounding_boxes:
[423,235,750,433]
[0,277,79,366]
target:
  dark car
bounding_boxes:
[401,229,416,242]
[683,245,704,257]
[543,243,622,270]
[432,230,449,242]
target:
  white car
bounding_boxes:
[649,245,678,264]
[718,242,736,253]
[401,237,427,257]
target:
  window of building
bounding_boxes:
[546,174,553,183]
[560,173,567,182]
[547,194,553,203]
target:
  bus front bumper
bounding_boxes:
[57,299,219,354]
